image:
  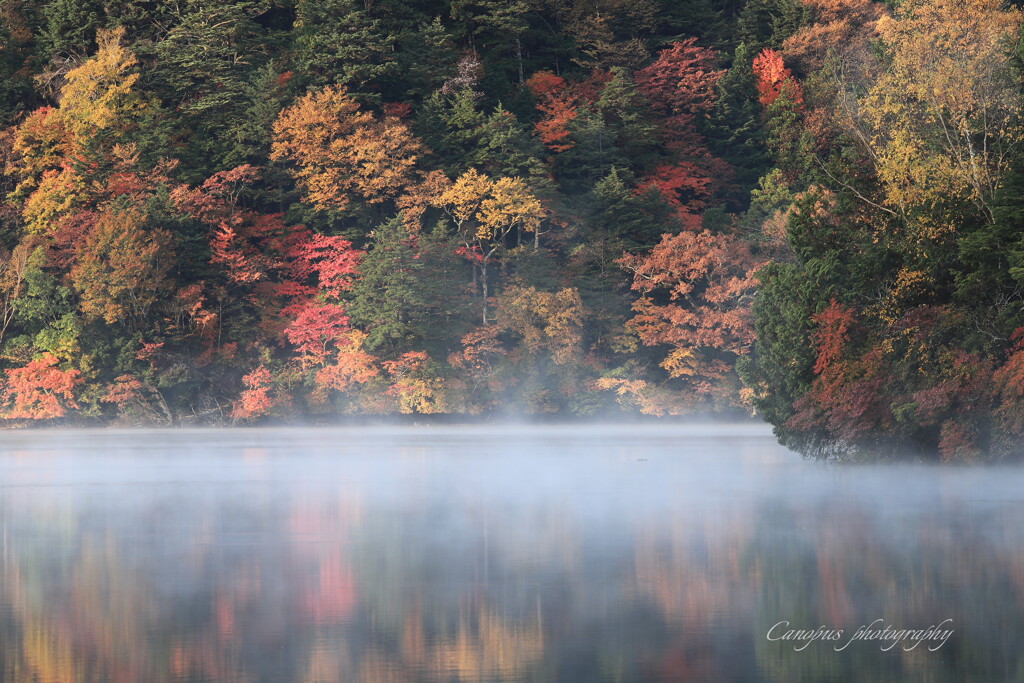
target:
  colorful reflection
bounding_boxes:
[0,426,1022,682]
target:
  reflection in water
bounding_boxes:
[1,425,1022,682]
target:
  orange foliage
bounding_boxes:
[811,300,855,375]
[449,326,505,376]
[622,230,761,355]
[313,330,379,395]
[752,49,803,109]
[524,70,609,153]
[525,71,578,153]
[102,374,144,406]
[781,0,883,72]
[70,207,173,326]
[271,86,423,212]
[210,223,266,285]
[3,353,82,419]
[231,367,276,420]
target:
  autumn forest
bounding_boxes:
[0,0,1022,460]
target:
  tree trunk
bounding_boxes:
[481,259,489,324]
[516,37,525,86]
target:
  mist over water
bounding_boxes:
[1,425,1021,682]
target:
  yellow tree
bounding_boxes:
[851,0,1023,228]
[56,26,140,139]
[433,169,545,323]
[0,240,33,342]
[69,207,173,329]
[494,285,585,366]
[270,85,423,213]
[9,26,142,234]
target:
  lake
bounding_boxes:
[0,424,1021,682]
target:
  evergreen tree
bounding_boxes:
[148,1,269,176]
[292,0,398,98]
[704,42,769,206]
[346,217,429,352]
[39,0,103,58]
[394,17,460,102]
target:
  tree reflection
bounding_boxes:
[3,469,1024,681]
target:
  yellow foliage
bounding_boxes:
[435,168,491,226]
[391,376,450,414]
[660,346,697,377]
[58,27,140,138]
[873,267,931,325]
[494,285,584,365]
[9,107,67,189]
[9,27,141,233]
[858,0,1023,218]
[21,167,86,235]
[271,85,422,213]
[477,177,544,240]
[434,170,546,245]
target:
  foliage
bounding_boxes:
[0,0,1021,461]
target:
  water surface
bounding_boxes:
[0,425,1021,682]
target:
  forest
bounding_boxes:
[0,0,1023,461]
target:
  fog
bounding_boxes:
[1,425,1021,681]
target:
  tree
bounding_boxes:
[283,302,351,367]
[0,240,33,342]
[0,2,35,124]
[271,85,423,214]
[854,0,1023,223]
[621,227,762,400]
[635,38,723,138]
[736,262,818,442]
[69,207,173,328]
[51,26,140,142]
[450,0,529,64]
[395,17,459,101]
[779,0,883,74]
[148,1,268,173]
[39,0,103,59]
[752,48,802,109]
[704,41,770,204]
[313,329,378,399]
[231,366,278,420]
[525,71,580,153]
[494,285,585,366]
[433,169,545,323]
[3,352,82,420]
[292,0,398,95]
[345,217,428,351]
[736,0,807,50]
[548,0,658,69]
[9,27,143,235]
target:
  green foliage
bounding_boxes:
[292,0,398,97]
[40,0,103,57]
[704,42,769,205]
[346,217,429,351]
[737,262,818,447]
